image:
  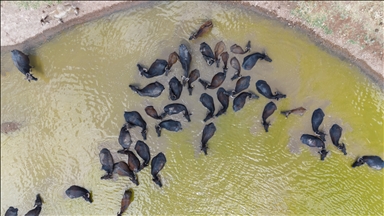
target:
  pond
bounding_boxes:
[1,1,383,215]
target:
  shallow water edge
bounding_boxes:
[1,1,383,87]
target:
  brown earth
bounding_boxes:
[1,1,383,85]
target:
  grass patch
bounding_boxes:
[323,26,332,35]
[13,1,60,10]
[291,6,332,35]
[312,16,326,28]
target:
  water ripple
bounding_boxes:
[1,2,383,215]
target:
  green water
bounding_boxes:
[1,2,383,215]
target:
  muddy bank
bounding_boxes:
[1,1,383,84]
[1,1,143,50]
[240,1,383,85]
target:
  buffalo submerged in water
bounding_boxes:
[215,87,230,117]
[5,194,43,216]
[161,103,191,122]
[256,80,286,100]
[5,207,18,216]
[198,70,227,90]
[230,56,242,80]
[117,189,134,216]
[124,150,142,173]
[25,194,43,216]
[311,108,326,141]
[168,76,183,101]
[280,107,306,117]
[201,122,216,155]
[144,106,163,120]
[65,185,93,203]
[352,156,384,170]
[200,42,215,66]
[189,20,213,40]
[99,148,114,180]
[117,125,132,153]
[165,52,179,75]
[113,161,139,185]
[124,111,148,140]
[233,91,259,112]
[137,59,168,78]
[135,140,151,169]
[151,152,167,187]
[155,119,182,137]
[230,40,251,54]
[220,51,229,73]
[179,43,192,85]
[200,93,215,122]
[231,76,251,96]
[261,101,277,132]
[11,49,38,82]
[329,124,347,155]
[300,134,329,160]
[129,81,165,98]
[242,52,272,70]
[214,41,226,68]
[187,69,200,95]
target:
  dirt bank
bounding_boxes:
[1,1,383,84]
[241,1,383,85]
[1,1,141,48]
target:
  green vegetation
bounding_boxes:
[290,1,383,48]
[323,26,332,35]
[13,1,60,10]
[290,3,332,35]
[348,39,357,45]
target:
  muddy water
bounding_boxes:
[1,1,383,215]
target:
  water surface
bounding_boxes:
[1,2,383,215]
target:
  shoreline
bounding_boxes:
[239,1,384,87]
[1,1,383,86]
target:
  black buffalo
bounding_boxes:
[155,120,182,137]
[129,81,165,98]
[11,49,38,82]
[124,111,147,140]
[242,52,272,70]
[151,152,167,187]
[201,122,216,155]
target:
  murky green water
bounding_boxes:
[1,2,383,215]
